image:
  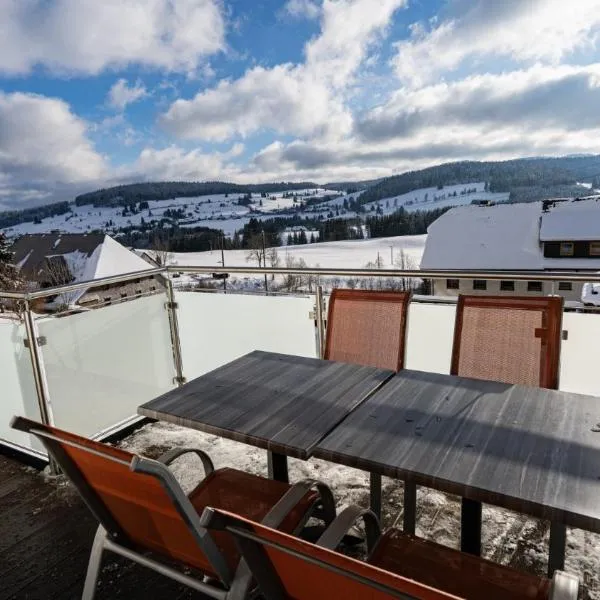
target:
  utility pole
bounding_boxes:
[390,245,394,266]
[221,235,227,294]
[262,230,269,294]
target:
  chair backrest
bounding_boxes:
[451,295,563,389]
[201,508,462,600]
[10,416,231,583]
[324,289,411,372]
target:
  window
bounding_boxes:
[590,242,600,256]
[558,282,572,291]
[527,281,543,292]
[446,279,459,290]
[500,280,515,291]
[472,280,487,290]
[559,242,574,256]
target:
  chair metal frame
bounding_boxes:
[200,507,460,600]
[203,505,578,600]
[11,416,335,600]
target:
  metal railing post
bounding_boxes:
[23,301,59,474]
[164,278,186,386]
[316,285,326,358]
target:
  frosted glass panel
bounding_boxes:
[560,312,600,396]
[37,295,175,437]
[177,292,317,380]
[0,320,43,453]
[405,302,456,374]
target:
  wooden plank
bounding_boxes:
[315,369,600,533]
[139,351,393,458]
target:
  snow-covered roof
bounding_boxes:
[421,202,543,270]
[10,233,153,305]
[422,199,600,271]
[539,198,600,241]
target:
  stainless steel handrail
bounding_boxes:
[2,265,600,301]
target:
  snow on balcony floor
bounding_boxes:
[121,420,600,599]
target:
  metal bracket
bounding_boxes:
[562,330,568,341]
[165,301,179,310]
[309,310,316,319]
[173,376,187,385]
[24,336,47,348]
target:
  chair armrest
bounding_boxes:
[549,571,579,600]
[156,448,214,477]
[262,478,336,529]
[316,505,381,554]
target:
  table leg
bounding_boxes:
[369,473,382,520]
[403,482,417,535]
[267,451,289,483]
[548,521,566,577]
[460,498,482,556]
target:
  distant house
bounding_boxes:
[421,197,600,302]
[10,233,158,310]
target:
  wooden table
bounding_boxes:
[314,369,600,576]
[139,350,393,482]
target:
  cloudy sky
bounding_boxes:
[1,0,600,207]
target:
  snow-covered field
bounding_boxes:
[169,234,427,271]
[120,421,600,599]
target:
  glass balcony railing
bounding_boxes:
[2,264,600,459]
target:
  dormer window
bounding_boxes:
[590,242,600,256]
[559,242,574,256]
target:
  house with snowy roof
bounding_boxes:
[10,233,157,310]
[421,197,600,303]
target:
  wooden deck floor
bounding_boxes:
[0,454,198,600]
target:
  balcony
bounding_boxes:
[2,265,600,598]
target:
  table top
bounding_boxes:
[314,369,600,532]
[139,350,394,460]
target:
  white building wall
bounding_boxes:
[432,278,584,302]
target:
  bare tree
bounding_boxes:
[151,238,174,267]
[245,234,266,268]
[394,249,416,291]
[266,247,280,282]
[280,254,308,292]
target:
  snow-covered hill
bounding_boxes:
[2,188,341,238]
[2,182,509,239]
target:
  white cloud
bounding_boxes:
[246,62,600,179]
[358,63,600,141]
[0,0,225,76]
[129,145,235,181]
[0,92,107,184]
[305,0,406,88]
[282,0,321,20]
[393,0,600,86]
[0,92,108,205]
[160,0,406,141]
[160,64,352,141]
[107,79,148,110]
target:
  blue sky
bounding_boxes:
[1,0,600,207]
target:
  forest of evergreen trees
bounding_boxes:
[0,201,71,229]
[356,156,600,206]
[366,207,451,238]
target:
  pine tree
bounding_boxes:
[0,233,20,291]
